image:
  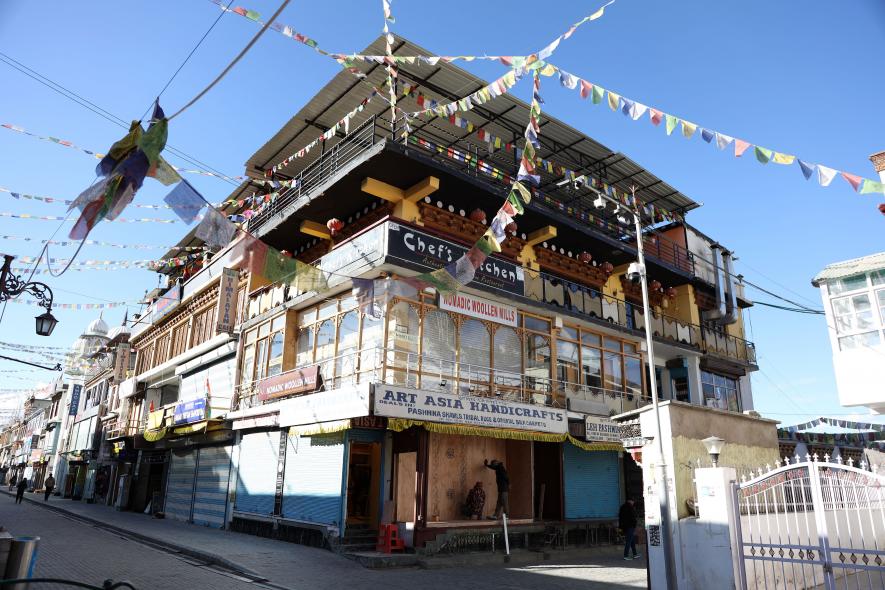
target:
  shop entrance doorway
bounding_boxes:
[345,441,380,525]
[532,441,562,520]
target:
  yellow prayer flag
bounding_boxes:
[540,64,557,77]
[589,6,605,20]
[681,121,697,139]
[772,152,796,165]
[607,91,621,111]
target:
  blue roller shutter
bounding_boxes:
[165,449,197,522]
[563,444,620,519]
[235,431,279,515]
[282,432,345,525]
[192,445,232,527]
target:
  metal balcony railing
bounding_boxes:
[105,419,142,440]
[233,346,649,414]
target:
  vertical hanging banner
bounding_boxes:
[216,267,239,334]
[113,343,131,383]
[69,384,82,416]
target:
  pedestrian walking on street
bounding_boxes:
[15,477,28,504]
[619,498,640,560]
[483,459,510,519]
[44,473,56,501]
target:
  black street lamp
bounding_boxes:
[0,254,58,336]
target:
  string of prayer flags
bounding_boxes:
[163,179,206,224]
[0,212,177,224]
[0,235,205,251]
[70,103,179,240]
[4,298,130,310]
[195,207,238,249]
[540,60,885,195]
[0,186,224,210]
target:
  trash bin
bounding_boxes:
[4,536,40,589]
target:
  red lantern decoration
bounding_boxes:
[469,208,487,224]
[326,218,344,236]
[280,250,293,258]
[879,203,885,216]
[650,280,662,292]
[505,222,517,237]
[601,261,614,275]
[666,286,678,299]
[578,251,592,264]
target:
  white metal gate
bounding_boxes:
[733,456,885,590]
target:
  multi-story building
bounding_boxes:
[107,37,759,549]
[812,252,885,414]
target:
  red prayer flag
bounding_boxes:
[650,109,663,126]
[841,172,863,192]
[579,80,593,99]
[734,139,751,157]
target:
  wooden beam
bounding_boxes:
[404,176,440,202]
[300,220,331,239]
[524,225,557,248]
[361,177,404,202]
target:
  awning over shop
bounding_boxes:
[143,428,167,442]
[170,419,228,437]
[288,419,351,437]
[387,418,622,452]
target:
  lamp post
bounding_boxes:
[0,254,59,336]
[702,436,725,467]
[589,184,678,590]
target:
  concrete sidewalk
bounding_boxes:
[1,490,648,590]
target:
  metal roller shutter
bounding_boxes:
[235,431,279,516]
[563,444,620,519]
[282,432,345,525]
[165,449,197,522]
[192,445,232,528]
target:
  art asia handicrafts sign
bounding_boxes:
[374,386,567,434]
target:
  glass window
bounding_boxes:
[523,315,551,333]
[254,338,269,381]
[459,320,490,388]
[386,301,419,385]
[581,331,601,347]
[603,351,623,392]
[604,337,621,352]
[267,333,284,377]
[494,327,522,388]
[242,344,256,383]
[525,334,551,380]
[335,311,360,379]
[258,323,270,338]
[872,270,885,286]
[625,356,642,398]
[833,294,875,333]
[271,315,286,332]
[296,327,314,366]
[701,370,740,411]
[560,326,579,341]
[556,339,580,385]
[878,289,885,325]
[423,310,457,389]
[315,320,336,361]
[318,300,339,321]
[245,328,258,344]
[838,331,881,351]
[581,344,602,389]
[359,313,383,379]
[624,343,638,355]
[830,274,868,295]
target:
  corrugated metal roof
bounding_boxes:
[244,36,699,216]
[813,252,885,285]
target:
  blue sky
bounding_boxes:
[0,0,883,424]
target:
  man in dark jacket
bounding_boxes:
[619,498,640,560]
[44,474,56,501]
[484,459,510,519]
[15,477,28,504]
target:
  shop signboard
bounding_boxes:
[278,384,370,427]
[257,366,320,401]
[215,267,239,335]
[150,286,181,324]
[385,222,524,297]
[374,385,567,434]
[69,384,82,416]
[318,224,386,277]
[113,343,131,383]
[173,398,207,425]
[584,415,621,443]
[438,291,517,327]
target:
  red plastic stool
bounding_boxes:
[376,523,406,553]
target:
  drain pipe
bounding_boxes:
[502,513,510,559]
[702,244,725,322]
[721,250,738,325]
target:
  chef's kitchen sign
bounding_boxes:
[374,386,567,434]
[385,222,524,297]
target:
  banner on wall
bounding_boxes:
[438,291,517,327]
[257,366,321,401]
[278,383,371,427]
[374,385,568,434]
[385,222,525,297]
[215,267,239,335]
[113,343,131,383]
[584,415,621,443]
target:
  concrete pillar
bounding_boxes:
[676,467,740,590]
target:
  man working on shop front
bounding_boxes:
[483,458,510,519]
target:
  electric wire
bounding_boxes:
[138,0,236,123]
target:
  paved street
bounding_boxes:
[0,493,647,590]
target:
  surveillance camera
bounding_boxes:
[627,261,644,284]
[573,179,583,190]
[593,196,606,210]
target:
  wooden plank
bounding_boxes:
[361,177,404,202]
[524,225,557,247]
[403,176,440,202]
[300,220,331,239]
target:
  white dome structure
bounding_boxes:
[83,316,109,338]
